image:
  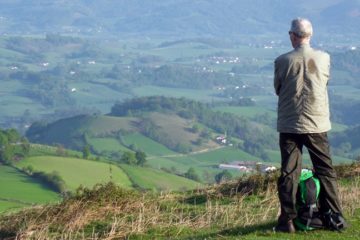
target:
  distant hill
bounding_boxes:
[26,97,278,156]
[0,0,359,39]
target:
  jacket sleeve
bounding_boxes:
[274,59,282,95]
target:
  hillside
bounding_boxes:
[1,163,360,239]
[0,0,359,40]
[25,97,354,185]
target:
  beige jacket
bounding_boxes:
[274,43,331,133]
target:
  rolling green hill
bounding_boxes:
[26,115,137,150]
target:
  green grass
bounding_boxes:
[15,156,133,191]
[148,112,203,149]
[120,164,201,191]
[188,146,260,165]
[214,106,277,119]
[331,123,349,133]
[133,85,223,102]
[87,115,137,135]
[122,132,176,156]
[146,156,190,172]
[133,218,360,239]
[28,144,82,158]
[0,165,60,212]
[88,137,131,153]
[266,149,354,167]
[329,85,360,101]
[0,200,27,213]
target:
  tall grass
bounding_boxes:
[1,164,360,239]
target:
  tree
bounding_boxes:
[56,144,67,156]
[215,170,233,184]
[121,151,137,165]
[135,150,147,166]
[184,167,200,182]
[82,145,91,159]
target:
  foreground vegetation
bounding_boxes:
[1,163,359,239]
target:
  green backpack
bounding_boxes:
[294,169,324,231]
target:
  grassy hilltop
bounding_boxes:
[1,163,360,239]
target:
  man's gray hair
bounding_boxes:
[289,18,313,38]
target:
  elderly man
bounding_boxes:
[273,18,345,232]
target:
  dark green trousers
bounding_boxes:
[277,132,343,221]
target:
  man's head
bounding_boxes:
[288,18,313,48]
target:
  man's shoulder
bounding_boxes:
[276,47,330,63]
[275,50,295,63]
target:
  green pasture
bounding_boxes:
[329,85,360,101]
[87,116,137,136]
[120,164,201,191]
[214,106,276,119]
[0,165,60,212]
[0,200,27,213]
[146,156,190,172]
[167,147,260,169]
[162,147,261,181]
[132,85,223,102]
[144,42,217,61]
[28,144,82,158]
[69,82,131,112]
[88,137,130,153]
[15,156,133,191]
[0,80,46,117]
[330,122,348,133]
[189,146,260,165]
[251,95,278,109]
[266,149,353,167]
[0,47,25,60]
[148,112,199,147]
[122,133,176,156]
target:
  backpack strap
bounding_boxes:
[306,203,317,228]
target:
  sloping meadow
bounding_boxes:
[1,163,360,239]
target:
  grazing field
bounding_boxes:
[15,156,133,191]
[214,106,277,119]
[146,156,190,172]
[329,85,360,101]
[86,116,137,136]
[148,112,210,150]
[132,85,223,102]
[122,133,176,156]
[265,150,354,166]
[0,165,60,212]
[330,123,348,133]
[88,137,131,153]
[188,146,260,164]
[120,164,201,191]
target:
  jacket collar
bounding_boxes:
[296,43,311,50]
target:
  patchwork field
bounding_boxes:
[15,156,133,191]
